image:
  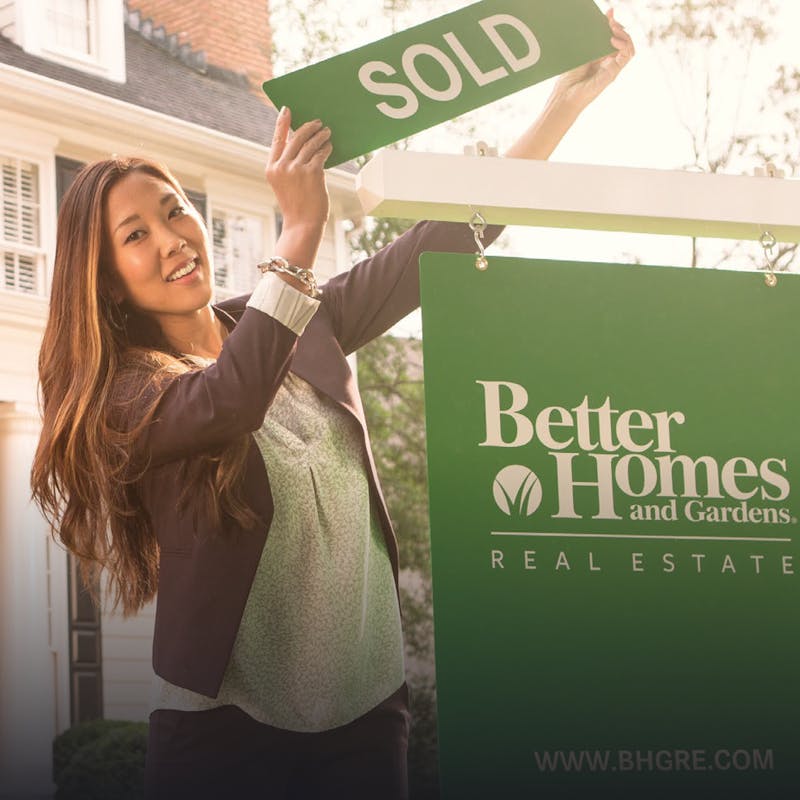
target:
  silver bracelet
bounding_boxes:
[257,257,321,299]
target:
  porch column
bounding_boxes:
[0,403,57,799]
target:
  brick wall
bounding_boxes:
[128,0,273,90]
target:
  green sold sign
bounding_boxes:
[420,253,800,798]
[263,0,613,166]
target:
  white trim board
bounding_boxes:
[357,150,800,243]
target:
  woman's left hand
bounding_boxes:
[553,9,635,111]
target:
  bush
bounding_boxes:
[53,720,148,800]
[53,719,132,784]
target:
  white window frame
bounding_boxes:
[1,157,45,297]
[45,0,98,62]
[12,0,126,83]
[210,206,266,301]
[0,128,57,306]
[205,176,278,303]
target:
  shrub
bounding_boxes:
[53,720,147,800]
[53,719,132,784]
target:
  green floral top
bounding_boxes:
[151,371,405,732]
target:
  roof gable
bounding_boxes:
[0,20,277,147]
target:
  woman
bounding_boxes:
[31,13,633,799]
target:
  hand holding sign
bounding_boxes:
[504,8,635,161]
[266,107,332,278]
[266,108,332,231]
[263,0,622,167]
[553,10,635,110]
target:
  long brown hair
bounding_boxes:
[31,157,256,615]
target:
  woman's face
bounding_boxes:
[104,170,213,320]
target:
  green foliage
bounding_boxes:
[633,0,775,47]
[358,334,429,572]
[53,721,147,800]
[616,0,797,272]
[358,329,441,799]
[618,0,776,174]
[53,719,133,784]
[353,216,440,796]
[352,215,428,571]
[268,0,369,73]
[349,216,416,263]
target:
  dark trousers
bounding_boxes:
[144,684,410,800]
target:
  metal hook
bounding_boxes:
[760,231,778,287]
[469,210,488,271]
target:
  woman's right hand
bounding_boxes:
[266,106,332,237]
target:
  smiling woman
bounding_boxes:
[28,12,633,798]
[104,170,225,357]
[30,156,261,616]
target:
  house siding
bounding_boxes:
[101,601,156,722]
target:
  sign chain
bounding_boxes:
[470,210,488,271]
[760,231,778,288]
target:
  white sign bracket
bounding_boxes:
[356,150,800,244]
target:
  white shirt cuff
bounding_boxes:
[246,272,320,336]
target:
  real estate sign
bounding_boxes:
[263,0,613,166]
[420,253,800,799]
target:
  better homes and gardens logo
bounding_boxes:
[480,381,795,576]
[493,465,543,517]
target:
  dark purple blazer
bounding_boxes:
[139,220,501,697]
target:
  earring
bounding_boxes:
[104,295,128,333]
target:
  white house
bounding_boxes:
[0,2,361,796]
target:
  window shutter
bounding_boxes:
[1,156,43,295]
[230,214,261,295]
[212,210,263,298]
[212,214,229,292]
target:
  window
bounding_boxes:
[10,0,125,82]
[56,155,85,211]
[186,189,208,223]
[45,0,96,59]
[212,211,263,299]
[1,157,44,296]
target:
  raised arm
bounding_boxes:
[322,12,635,352]
[138,111,335,467]
[267,106,333,281]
